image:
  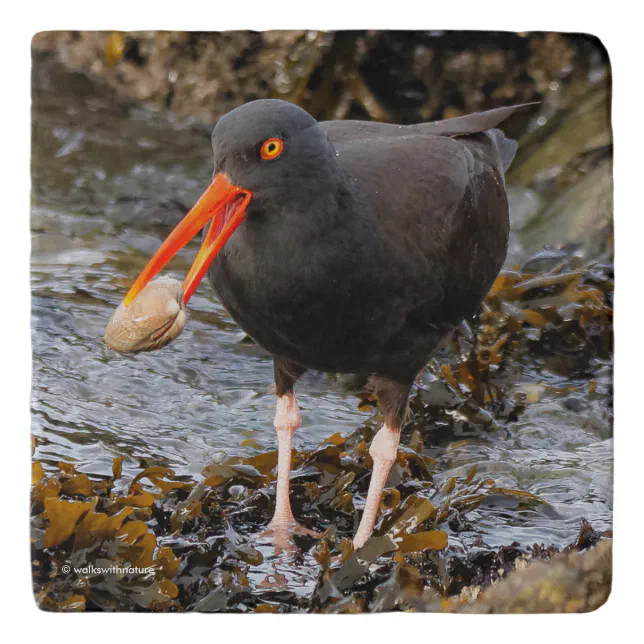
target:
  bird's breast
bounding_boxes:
[208,227,389,372]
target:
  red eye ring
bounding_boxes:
[260,137,284,160]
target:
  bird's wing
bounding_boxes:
[408,102,538,137]
[328,130,510,328]
[321,103,537,178]
[320,102,536,143]
[315,106,528,363]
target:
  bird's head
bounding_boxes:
[124,99,339,307]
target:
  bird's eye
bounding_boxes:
[259,137,284,161]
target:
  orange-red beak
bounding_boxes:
[124,174,252,307]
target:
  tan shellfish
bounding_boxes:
[104,276,186,353]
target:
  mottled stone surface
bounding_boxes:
[32,31,608,129]
[453,540,612,613]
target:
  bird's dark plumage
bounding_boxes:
[209,99,523,391]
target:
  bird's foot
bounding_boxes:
[261,516,321,554]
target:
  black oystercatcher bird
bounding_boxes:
[123,99,528,548]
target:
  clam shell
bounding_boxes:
[104,276,186,353]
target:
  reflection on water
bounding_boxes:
[30,56,612,551]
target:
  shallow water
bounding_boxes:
[30,58,612,552]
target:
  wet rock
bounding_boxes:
[509,85,611,188]
[507,85,612,259]
[519,158,613,258]
[461,540,612,613]
[33,31,606,127]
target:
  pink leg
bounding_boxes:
[353,424,400,549]
[264,391,320,553]
[269,392,301,528]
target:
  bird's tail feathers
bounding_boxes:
[487,128,518,174]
